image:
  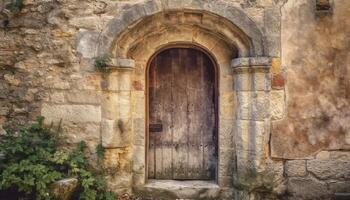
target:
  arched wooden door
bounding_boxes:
[148,47,218,180]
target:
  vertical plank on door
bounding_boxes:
[154,50,173,179]
[172,49,189,179]
[202,51,216,179]
[185,49,203,179]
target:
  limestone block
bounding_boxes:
[285,160,307,177]
[132,91,145,119]
[76,31,99,59]
[109,58,135,69]
[287,177,329,200]
[61,122,100,153]
[307,151,350,180]
[234,71,270,91]
[101,118,131,148]
[219,148,234,176]
[118,72,132,91]
[118,91,131,119]
[65,90,102,105]
[270,90,285,120]
[49,91,65,103]
[101,119,117,148]
[231,57,272,68]
[133,145,145,173]
[219,75,234,92]
[220,92,236,120]
[101,93,118,120]
[106,173,133,191]
[76,74,102,91]
[41,104,101,123]
[235,120,266,153]
[237,91,269,120]
[51,178,78,200]
[104,148,132,171]
[219,119,234,148]
[133,173,146,186]
[106,72,119,91]
[133,118,145,146]
[69,16,103,30]
[235,120,268,180]
[329,181,350,193]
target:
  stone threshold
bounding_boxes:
[133,179,223,199]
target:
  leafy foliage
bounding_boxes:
[0,117,117,200]
[6,0,24,13]
[94,55,111,72]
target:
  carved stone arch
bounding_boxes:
[97,0,265,57]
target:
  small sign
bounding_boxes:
[149,123,163,132]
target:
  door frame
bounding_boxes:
[145,42,220,181]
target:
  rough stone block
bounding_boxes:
[271,73,285,89]
[329,181,350,193]
[76,31,99,59]
[220,92,236,120]
[109,58,135,69]
[285,160,307,177]
[234,71,270,91]
[237,91,269,120]
[65,90,102,105]
[49,92,65,103]
[101,93,118,120]
[271,58,281,75]
[101,118,131,148]
[219,119,234,148]
[307,151,350,180]
[133,145,145,173]
[219,148,234,176]
[231,57,272,68]
[270,90,285,120]
[118,92,131,119]
[132,91,145,119]
[235,120,266,153]
[41,104,101,123]
[51,178,78,200]
[287,177,329,200]
[133,118,145,146]
[62,122,100,153]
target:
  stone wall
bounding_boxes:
[0,0,349,199]
[271,0,350,199]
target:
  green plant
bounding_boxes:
[6,0,24,13]
[0,117,117,200]
[96,143,105,163]
[94,55,110,72]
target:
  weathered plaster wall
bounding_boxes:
[272,0,350,199]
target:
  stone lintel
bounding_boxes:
[231,57,272,71]
[107,58,135,70]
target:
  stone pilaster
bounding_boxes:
[231,57,275,190]
[101,58,135,148]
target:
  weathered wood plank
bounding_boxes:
[172,49,189,179]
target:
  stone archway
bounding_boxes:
[87,0,274,198]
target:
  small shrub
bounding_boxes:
[95,55,110,72]
[6,0,24,13]
[0,117,117,200]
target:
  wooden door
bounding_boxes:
[148,47,217,180]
